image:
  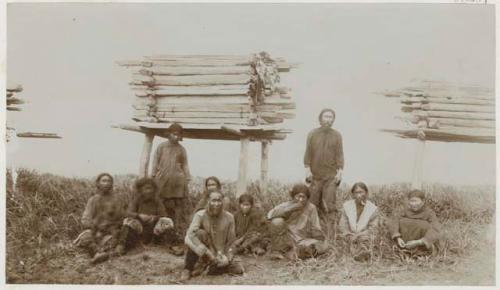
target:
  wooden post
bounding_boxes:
[139,133,155,178]
[411,120,427,190]
[260,141,270,195]
[236,137,250,197]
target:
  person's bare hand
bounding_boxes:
[205,250,216,262]
[305,167,312,183]
[138,214,154,223]
[396,237,406,248]
[405,239,423,249]
[216,254,229,267]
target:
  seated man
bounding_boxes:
[338,182,379,262]
[386,189,442,256]
[73,173,127,264]
[122,177,174,249]
[232,194,269,256]
[267,183,327,260]
[180,191,244,282]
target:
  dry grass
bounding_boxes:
[5,168,495,284]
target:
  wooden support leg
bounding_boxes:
[139,133,155,178]
[260,141,269,195]
[411,137,426,190]
[236,138,250,197]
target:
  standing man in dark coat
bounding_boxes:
[304,108,344,237]
[152,123,191,250]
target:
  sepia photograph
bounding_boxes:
[4,2,496,286]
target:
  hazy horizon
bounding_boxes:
[6,3,496,186]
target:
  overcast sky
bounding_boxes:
[6,3,495,186]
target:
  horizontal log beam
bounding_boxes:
[130,74,251,86]
[113,123,289,141]
[134,110,295,119]
[134,85,249,97]
[381,128,495,144]
[413,110,495,121]
[7,85,23,92]
[6,98,25,105]
[7,106,22,111]
[135,66,252,76]
[16,132,61,139]
[400,97,494,106]
[403,103,494,113]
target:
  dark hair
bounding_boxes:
[318,108,336,123]
[408,189,426,200]
[238,193,254,206]
[96,173,113,185]
[135,177,158,192]
[351,182,369,195]
[208,190,224,199]
[290,183,310,199]
[169,123,183,140]
[205,176,222,190]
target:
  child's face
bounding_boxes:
[408,197,424,212]
[206,179,219,193]
[239,201,252,214]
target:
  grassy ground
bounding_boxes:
[5,169,496,285]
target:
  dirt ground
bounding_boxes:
[8,224,495,285]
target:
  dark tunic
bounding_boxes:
[152,141,190,199]
[304,127,344,179]
[387,206,442,249]
[234,208,266,239]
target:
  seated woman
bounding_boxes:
[232,194,269,256]
[386,189,442,256]
[194,176,232,212]
[267,183,327,260]
[122,177,174,250]
[338,182,379,262]
[73,173,127,264]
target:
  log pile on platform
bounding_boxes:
[380,80,495,144]
[117,52,297,141]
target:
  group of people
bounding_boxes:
[73,108,442,281]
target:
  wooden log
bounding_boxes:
[236,138,250,196]
[6,98,25,105]
[221,125,244,137]
[401,97,494,106]
[132,117,256,125]
[421,103,494,113]
[382,127,495,143]
[133,102,296,112]
[413,110,495,121]
[139,133,155,178]
[134,85,249,97]
[7,92,13,98]
[403,103,494,113]
[428,118,494,129]
[132,121,287,131]
[118,59,293,71]
[7,85,23,92]
[135,66,252,76]
[402,89,494,100]
[7,106,22,111]
[16,132,61,139]
[130,74,251,86]
[260,141,270,195]
[134,110,295,119]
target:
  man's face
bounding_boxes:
[293,192,309,208]
[168,132,180,144]
[239,201,252,215]
[320,111,335,127]
[206,179,219,193]
[207,192,223,216]
[352,187,368,206]
[408,197,425,212]
[141,184,156,199]
[97,175,113,193]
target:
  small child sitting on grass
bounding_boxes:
[232,194,269,256]
[386,189,442,257]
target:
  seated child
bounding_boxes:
[386,189,442,256]
[232,194,269,256]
